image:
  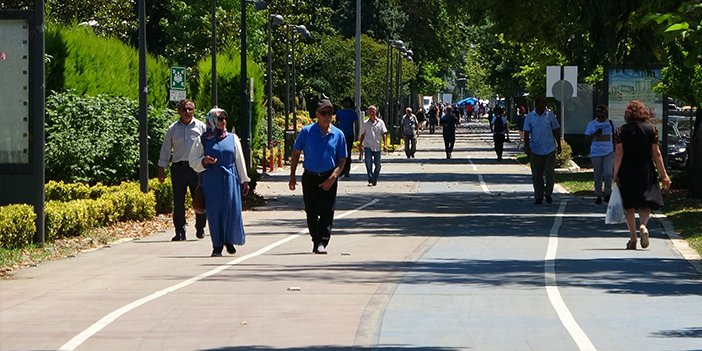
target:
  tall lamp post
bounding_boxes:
[284,24,311,158]
[385,40,406,144]
[267,14,284,148]
[240,0,267,169]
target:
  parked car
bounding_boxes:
[667,121,689,169]
[669,115,695,143]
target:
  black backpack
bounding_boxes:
[493,116,504,133]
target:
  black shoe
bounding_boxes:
[196,230,205,239]
[171,234,185,241]
[545,196,552,204]
[211,246,223,257]
[595,197,602,205]
[225,243,236,255]
[372,180,377,186]
[604,195,610,203]
[534,198,543,205]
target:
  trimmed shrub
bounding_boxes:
[45,180,109,201]
[556,140,573,168]
[0,205,36,249]
[46,23,171,108]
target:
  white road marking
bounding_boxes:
[467,157,491,194]
[58,199,380,351]
[545,200,597,351]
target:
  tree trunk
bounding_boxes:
[689,107,702,198]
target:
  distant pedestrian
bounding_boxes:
[189,108,250,257]
[335,97,358,178]
[490,106,510,161]
[428,104,439,134]
[440,106,458,159]
[358,105,388,186]
[523,97,561,204]
[401,107,419,158]
[517,106,526,148]
[416,107,427,131]
[613,99,671,250]
[289,99,347,254]
[157,99,207,241]
[585,105,616,204]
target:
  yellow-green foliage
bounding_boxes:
[148,178,192,214]
[0,205,36,249]
[556,140,573,168]
[45,180,109,201]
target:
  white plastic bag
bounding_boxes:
[605,184,626,224]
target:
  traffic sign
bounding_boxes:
[170,67,186,91]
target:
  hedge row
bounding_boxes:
[0,182,156,248]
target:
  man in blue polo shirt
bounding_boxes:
[524,96,562,205]
[289,99,348,254]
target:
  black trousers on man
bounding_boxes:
[343,135,354,176]
[493,134,506,160]
[171,161,207,239]
[302,170,338,248]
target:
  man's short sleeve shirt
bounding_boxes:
[335,109,358,138]
[293,123,348,173]
[524,109,560,155]
[362,118,388,152]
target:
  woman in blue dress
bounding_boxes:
[189,108,250,256]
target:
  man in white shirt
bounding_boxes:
[524,97,562,205]
[358,105,388,186]
[158,99,207,241]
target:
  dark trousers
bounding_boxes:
[443,134,455,156]
[493,134,505,159]
[302,171,338,247]
[343,135,354,176]
[530,151,556,200]
[404,134,417,157]
[171,162,206,237]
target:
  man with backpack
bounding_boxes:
[490,106,510,161]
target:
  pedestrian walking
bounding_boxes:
[490,106,510,161]
[189,108,250,257]
[288,99,347,254]
[440,106,458,159]
[523,97,562,205]
[335,97,358,177]
[428,104,439,134]
[585,105,616,204]
[416,107,427,131]
[517,106,526,148]
[157,99,207,241]
[401,107,419,158]
[613,99,671,250]
[358,105,388,186]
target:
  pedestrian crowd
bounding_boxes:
[158,97,671,256]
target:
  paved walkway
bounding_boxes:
[2,121,701,351]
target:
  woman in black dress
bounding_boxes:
[613,100,671,250]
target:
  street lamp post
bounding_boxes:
[267,14,284,148]
[284,24,310,158]
[240,0,267,169]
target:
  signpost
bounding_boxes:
[547,66,578,139]
[169,66,186,102]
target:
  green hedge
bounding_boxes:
[46,23,171,108]
[0,205,36,249]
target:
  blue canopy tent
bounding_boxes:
[456,97,479,105]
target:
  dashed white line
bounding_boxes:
[467,156,491,194]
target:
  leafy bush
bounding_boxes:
[45,92,178,185]
[46,23,171,108]
[556,140,573,168]
[45,180,109,201]
[0,205,36,249]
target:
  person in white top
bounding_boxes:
[158,99,207,241]
[358,105,388,186]
[585,105,616,204]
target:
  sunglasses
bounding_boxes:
[181,107,194,111]
[217,116,227,121]
[318,110,333,116]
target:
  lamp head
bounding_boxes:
[270,14,284,26]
